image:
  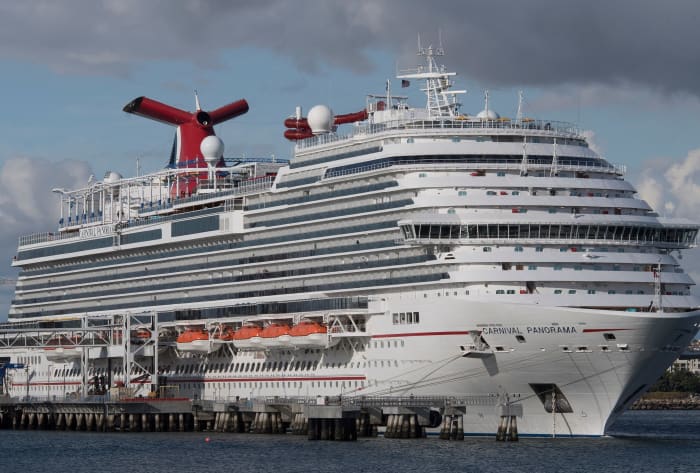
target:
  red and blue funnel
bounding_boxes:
[123,96,249,169]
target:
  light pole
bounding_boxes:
[48,364,52,401]
[52,188,67,227]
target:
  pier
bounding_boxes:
[0,394,519,441]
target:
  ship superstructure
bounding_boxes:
[1,45,699,436]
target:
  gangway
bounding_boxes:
[0,312,160,398]
[0,362,25,396]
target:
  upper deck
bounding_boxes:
[17,159,284,251]
[293,114,583,159]
[289,45,585,167]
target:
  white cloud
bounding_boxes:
[635,149,700,221]
[663,148,700,218]
[636,149,700,297]
[580,130,604,156]
[635,173,665,215]
[0,156,92,321]
[0,156,92,269]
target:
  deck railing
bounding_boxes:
[296,117,581,150]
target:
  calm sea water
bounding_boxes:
[2,410,699,473]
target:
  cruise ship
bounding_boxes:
[1,45,699,437]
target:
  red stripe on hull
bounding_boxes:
[582,328,633,333]
[372,331,470,339]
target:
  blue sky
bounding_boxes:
[0,1,699,320]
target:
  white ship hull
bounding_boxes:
[5,297,698,436]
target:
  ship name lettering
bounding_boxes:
[526,326,577,334]
[482,327,522,335]
[79,225,114,239]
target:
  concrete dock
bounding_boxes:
[0,394,519,441]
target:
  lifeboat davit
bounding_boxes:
[232,323,263,350]
[176,328,217,354]
[260,322,292,349]
[211,325,236,348]
[44,334,82,362]
[289,320,337,348]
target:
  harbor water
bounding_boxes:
[2,410,699,473]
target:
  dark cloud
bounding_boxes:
[2,1,700,95]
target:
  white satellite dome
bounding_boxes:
[307,105,333,134]
[200,135,225,165]
[476,109,500,120]
[103,171,122,184]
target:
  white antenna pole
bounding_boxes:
[520,135,528,176]
[484,90,490,119]
[387,79,392,109]
[516,90,524,123]
[194,89,201,111]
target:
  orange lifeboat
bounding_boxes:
[260,322,292,348]
[232,323,263,350]
[176,328,216,354]
[44,334,82,362]
[131,328,152,344]
[289,320,336,348]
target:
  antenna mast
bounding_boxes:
[518,90,528,176]
[516,90,524,123]
[398,33,464,118]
